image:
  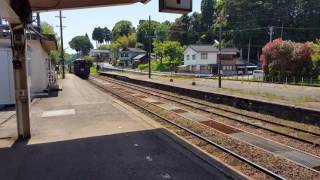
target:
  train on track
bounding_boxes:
[70,59,91,79]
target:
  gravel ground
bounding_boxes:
[90,77,320,180]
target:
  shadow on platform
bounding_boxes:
[0,129,216,180]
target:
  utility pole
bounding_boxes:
[36,13,41,32]
[56,11,66,79]
[247,38,251,63]
[269,26,274,43]
[246,38,251,76]
[280,23,284,39]
[218,6,225,88]
[148,15,151,79]
[218,24,222,88]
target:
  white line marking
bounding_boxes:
[41,109,75,118]
[146,156,153,162]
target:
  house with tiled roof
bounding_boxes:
[119,47,146,67]
[90,49,113,63]
[182,45,241,75]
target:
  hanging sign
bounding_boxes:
[159,0,192,14]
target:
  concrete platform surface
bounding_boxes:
[0,74,230,180]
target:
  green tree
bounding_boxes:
[218,0,320,62]
[163,41,184,64]
[115,35,129,49]
[41,22,56,35]
[153,40,165,64]
[155,23,170,42]
[112,20,134,40]
[98,44,112,50]
[153,40,184,65]
[40,22,70,64]
[201,0,216,31]
[308,41,320,78]
[136,20,161,50]
[128,33,137,48]
[169,15,191,45]
[69,35,93,55]
[92,27,105,44]
[104,27,112,43]
[189,12,202,44]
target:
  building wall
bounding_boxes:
[183,47,240,74]
[90,50,112,62]
[0,45,15,105]
[120,51,145,61]
[28,40,50,94]
[184,47,218,66]
[0,35,55,105]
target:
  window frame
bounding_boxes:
[201,52,208,60]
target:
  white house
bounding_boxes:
[183,45,240,75]
[0,29,57,105]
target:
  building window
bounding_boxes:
[192,55,196,60]
[201,53,208,60]
[200,65,210,71]
[186,55,190,60]
[223,66,233,71]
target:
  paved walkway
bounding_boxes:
[101,70,320,110]
[0,74,230,180]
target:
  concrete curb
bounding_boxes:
[100,72,320,125]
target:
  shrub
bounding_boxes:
[260,39,313,79]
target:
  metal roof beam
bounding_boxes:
[29,0,150,12]
[0,0,21,24]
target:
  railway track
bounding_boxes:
[91,74,320,147]
[89,75,320,179]
[88,76,285,180]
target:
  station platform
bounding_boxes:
[0,74,230,180]
[100,70,320,110]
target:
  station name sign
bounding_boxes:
[159,0,192,14]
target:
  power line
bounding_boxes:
[274,26,320,31]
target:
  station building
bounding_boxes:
[0,17,58,106]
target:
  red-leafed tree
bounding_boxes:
[291,43,313,76]
[260,39,312,78]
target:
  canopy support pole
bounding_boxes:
[11,24,31,139]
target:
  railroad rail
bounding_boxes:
[89,75,320,179]
[91,74,320,146]
[88,76,287,180]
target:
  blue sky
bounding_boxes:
[40,0,201,53]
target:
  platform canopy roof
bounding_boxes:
[0,0,149,24]
[29,0,149,12]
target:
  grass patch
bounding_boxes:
[90,66,97,74]
[138,62,177,72]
